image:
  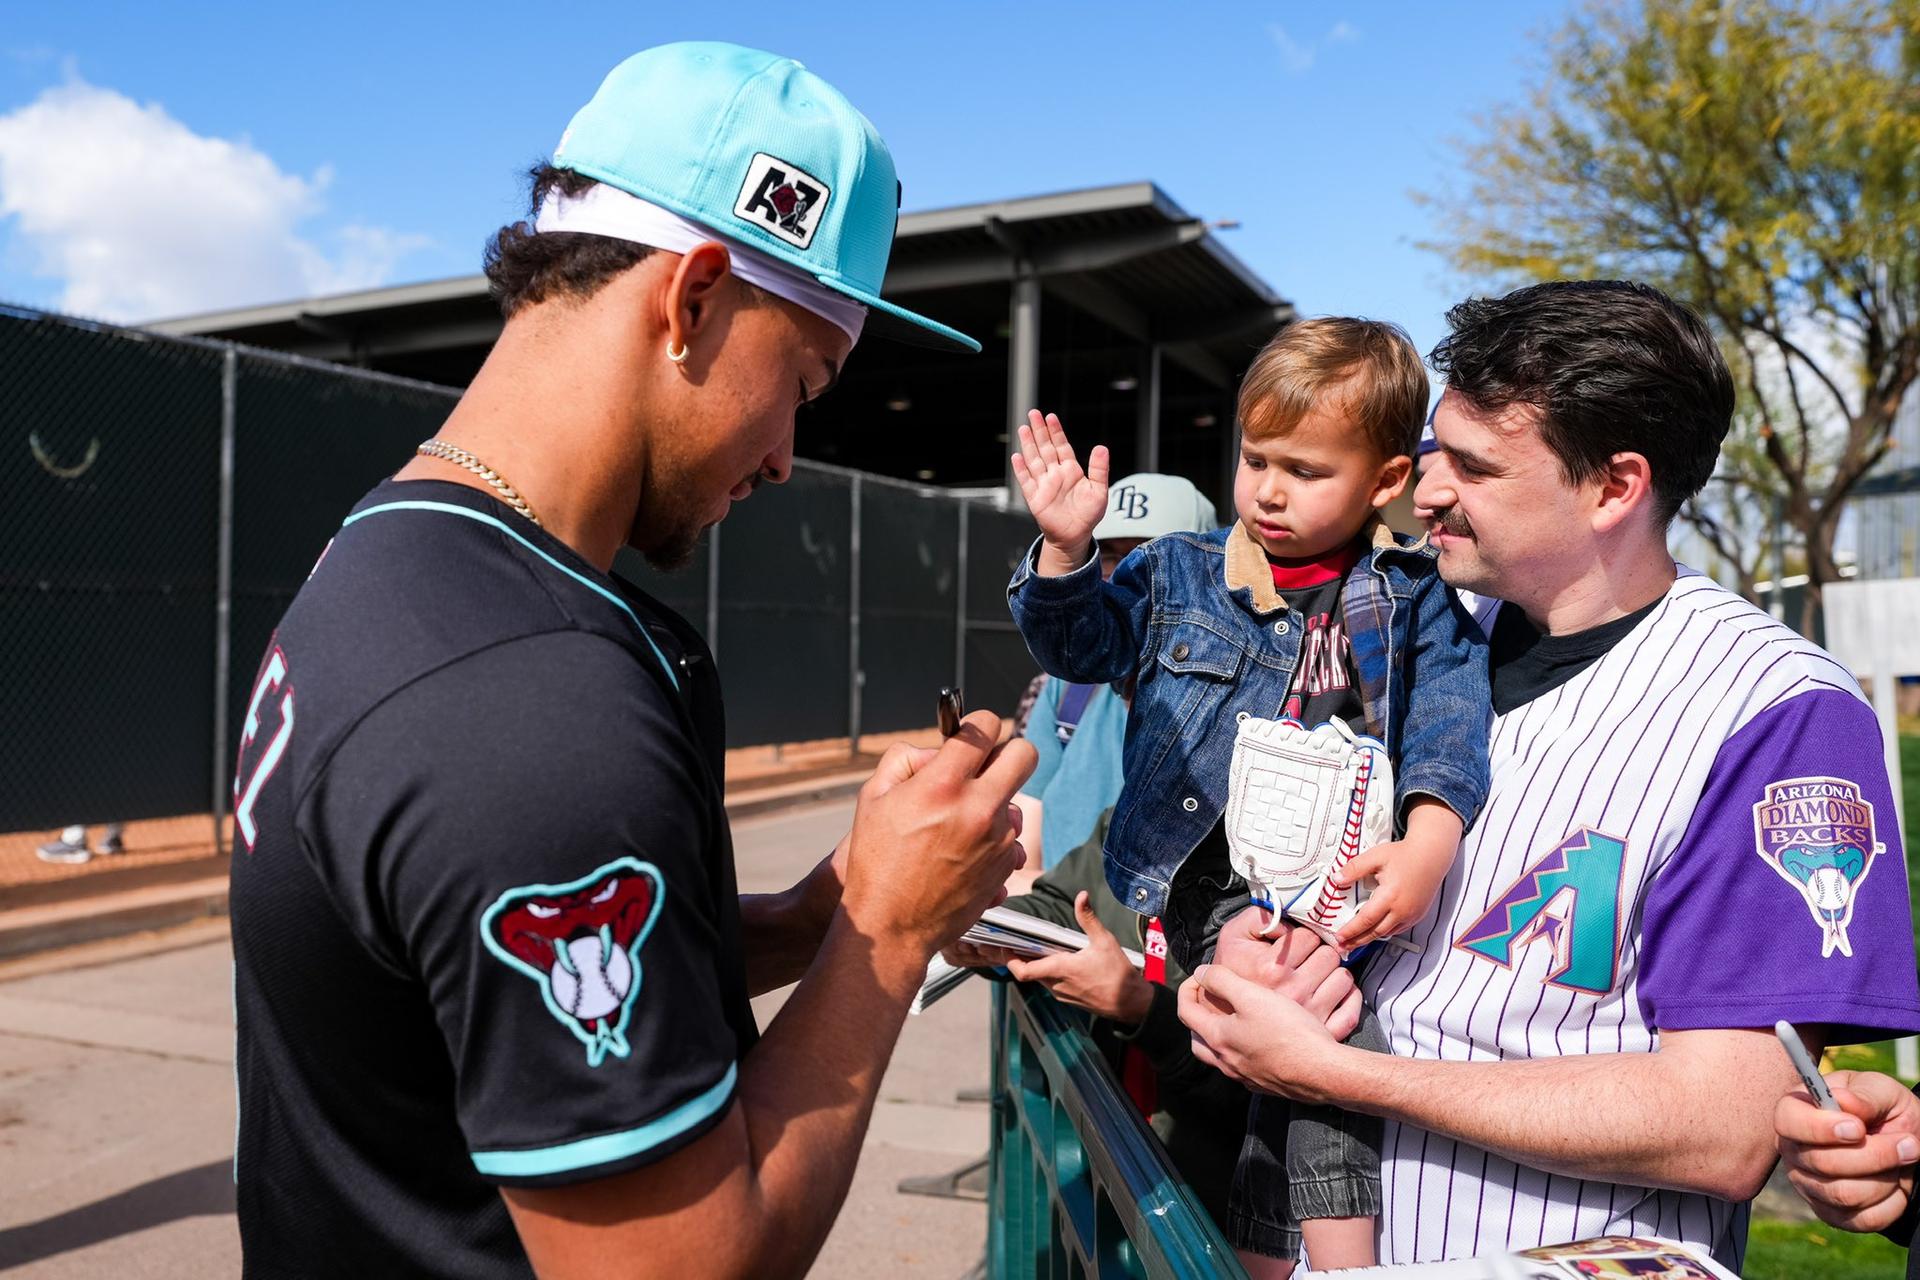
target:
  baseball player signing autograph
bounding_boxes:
[1006,318,1493,1274]
[227,44,1036,1279]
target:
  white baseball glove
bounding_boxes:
[1224,716,1394,946]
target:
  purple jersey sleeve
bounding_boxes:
[1638,688,1920,1043]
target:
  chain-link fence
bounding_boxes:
[2,304,1040,837]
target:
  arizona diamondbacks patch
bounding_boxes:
[481,857,665,1066]
[1753,777,1884,958]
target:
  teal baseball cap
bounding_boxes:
[551,42,979,354]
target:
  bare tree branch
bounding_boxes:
[1425,0,1920,624]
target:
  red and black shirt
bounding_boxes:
[1272,539,1365,731]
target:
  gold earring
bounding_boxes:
[667,339,689,365]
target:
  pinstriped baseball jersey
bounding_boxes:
[1364,569,1920,1269]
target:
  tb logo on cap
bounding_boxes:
[1110,485,1151,520]
[734,152,830,250]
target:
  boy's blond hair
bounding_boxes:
[1237,317,1429,461]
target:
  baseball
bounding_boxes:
[1807,866,1850,913]
[550,962,582,1015]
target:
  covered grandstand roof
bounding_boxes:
[150,181,1291,499]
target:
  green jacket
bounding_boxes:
[1005,810,1248,1226]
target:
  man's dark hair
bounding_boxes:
[483,163,655,318]
[1428,280,1735,524]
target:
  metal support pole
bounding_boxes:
[1134,344,1162,473]
[705,523,722,667]
[849,474,863,758]
[1219,394,1240,515]
[1871,628,1905,849]
[1004,273,1041,509]
[210,346,238,855]
[1873,618,1919,1080]
[955,500,970,692]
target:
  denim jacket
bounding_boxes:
[1006,518,1492,918]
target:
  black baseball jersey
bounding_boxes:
[229,479,756,1278]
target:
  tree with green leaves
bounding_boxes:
[1426,0,1920,631]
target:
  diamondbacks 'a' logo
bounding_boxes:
[734,152,830,249]
[1753,776,1883,958]
[481,858,665,1067]
[1109,485,1150,521]
[1455,829,1628,994]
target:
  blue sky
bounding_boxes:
[0,1,1567,360]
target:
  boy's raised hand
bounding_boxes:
[1010,410,1109,573]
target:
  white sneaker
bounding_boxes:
[36,825,92,864]
[1223,717,1394,945]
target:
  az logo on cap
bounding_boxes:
[735,152,831,250]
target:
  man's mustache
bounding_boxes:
[1430,506,1473,539]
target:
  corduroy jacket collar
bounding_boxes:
[1222,515,1404,614]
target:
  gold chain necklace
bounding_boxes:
[416,439,541,527]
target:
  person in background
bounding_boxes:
[1009,473,1217,890]
[36,821,125,864]
[1010,671,1049,738]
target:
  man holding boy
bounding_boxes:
[1178,281,1920,1270]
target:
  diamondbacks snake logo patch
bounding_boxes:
[1753,777,1883,958]
[480,858,665,1066]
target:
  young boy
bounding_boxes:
[1005,318,1492,1274]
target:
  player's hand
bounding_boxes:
[1776,1069,1920,1234]
[839,711,1037,961]
[831,751,1024,890]
[1004,893,1153,1027]
[825,742,939,893]
[1178,961,1357,1104]
[1010,410,1109,572]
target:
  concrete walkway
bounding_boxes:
[0,795,995,1279]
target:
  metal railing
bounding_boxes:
[989,981,1246,1279]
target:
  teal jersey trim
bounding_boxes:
[469,1062,738,1179]
[341,500,679,692]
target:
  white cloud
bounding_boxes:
[1268,23,1318,73]
[1267,20,1364,74]
[0,76,427,321]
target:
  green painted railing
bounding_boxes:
[988,980,1248,1279]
